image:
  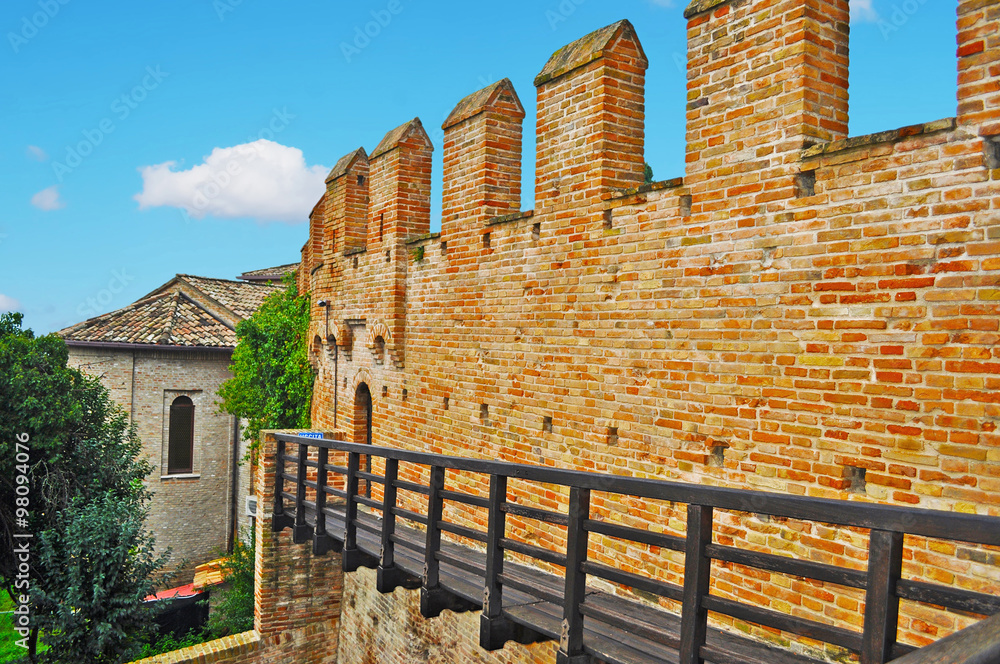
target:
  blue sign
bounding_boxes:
[298,431,325,439]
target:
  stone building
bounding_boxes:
[59,267,294,577]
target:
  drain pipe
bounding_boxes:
[228,414,240,552]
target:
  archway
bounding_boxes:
[354,382,373,496]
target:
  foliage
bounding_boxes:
[133,628,208,660]
[412,245,424,262]
[207,526,255,637]
[218,274,313,458]
[643,161,654,184]
[0,312,167,663]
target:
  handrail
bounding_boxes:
[271,432,1000,664]
[273,433,1000,545]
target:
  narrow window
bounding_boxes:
[844,466,867,494]
[795,171,816,198]
[357,174,365,186]
[532,222,541,242]
[606,426,619,446]
[483,232,491,249]
[603,209,613,230]
[679,194,693,217]
[709,443,728,468]
[443,396,450,410]
[543,416,553,433]
[385,249,391,263]
[480,403,489,424]
[379,213,385,242]
[440,240,448,256]
[168,396,194,474]
[985,135,1000,170]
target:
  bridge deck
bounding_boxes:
[271,433,1000,664]
[311,501,823,664]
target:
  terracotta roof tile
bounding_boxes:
[58,275,281,349]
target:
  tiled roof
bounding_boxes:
[59,275,280,349]
[177,275,278,320]
[237,263,300,281]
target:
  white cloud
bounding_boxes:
[31,185,65,211]
[26,145,48,161]
[851,0,880,22]
[134,140,328,224]
[0,294,21,313]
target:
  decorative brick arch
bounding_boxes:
[328,322,353,349]
[350,367,376,398]
[365,321,393,350]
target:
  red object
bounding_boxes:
[144,583,197,601]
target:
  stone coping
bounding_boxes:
[801,118,957,161]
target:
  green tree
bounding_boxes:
[206,526,255,637]
[643,162,654,184]
[0,312,167,663]
[218,274,313,456]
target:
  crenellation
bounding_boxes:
[292,5,1000,660]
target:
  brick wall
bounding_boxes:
[296,0,1000,658]
[68,345,240,579]
[129,430,343,664]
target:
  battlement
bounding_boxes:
[296,2,1000,660]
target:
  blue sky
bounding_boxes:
[1,0,958,334]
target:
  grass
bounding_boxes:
[0,592,29,662]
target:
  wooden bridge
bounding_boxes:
[271,432,1000,664]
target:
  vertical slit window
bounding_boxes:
[168,396,194,474]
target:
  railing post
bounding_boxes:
[292,441,314,543]
[342,451,364,572]
[376,458,405,592]
[557,486,592,664]
[312,446,337,555]
[679,504,713,664]
[481,474,515,650]
[271,437,293,532]
[861,529,904,664]
[422,465,446,615]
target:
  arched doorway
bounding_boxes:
[354,383,372,496]
[354,383,372,446]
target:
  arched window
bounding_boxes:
[168,396,195,474]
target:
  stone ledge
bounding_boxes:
[485,210,535,227]
[129,630,260,664]
[609,177,685,202]
[405,232,442,246]
[343,246,367,257]
[801,117,957,161]
[684,0,734,19]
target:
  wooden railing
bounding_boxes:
[271,432,1000,664]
